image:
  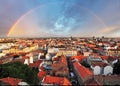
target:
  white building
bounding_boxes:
[24,58,29,65]
[48,48,59,53]
[46,53,51,60]
[92,65,113,75]
[104,66,113,75]
[93,66,101,75]
[29,56,33,63]
[38,53,41,60]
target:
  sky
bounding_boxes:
[0,0,120,37]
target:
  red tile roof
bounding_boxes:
[60,55,67,66]
[18,52,27,55]
[71,55,86,61]
[101,56,117,61]
[36,60,42,64]
[51,55,69,77]
[52,57,59,61]
[85,79,101,86]
[22,56,29,59]
[38,71,46,80]
[52,62,67,71]
[29,63,38,68]
[11,58,25,63]
[101,56,109,60]
[94,75,120,85]
[39,65,44,70]
[86,44,96,48]
[73,61,93,83]
[29,60,42,68]
[0,60,2,64]
[0,77,22,86]
[42,76,71,85]
[91,62,108,67]
[63,77,72,85]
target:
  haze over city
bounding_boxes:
[0,0,120,37]
[0,0,120,85]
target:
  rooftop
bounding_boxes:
[94,75,120,85]
[0,77,22,86]
[38,71,46,80]
[42,75,71,85]
[73,61,93,83]
[71,55,86,61]
[29,60,42,68]
[91,62,108,67]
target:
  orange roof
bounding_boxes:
[42,76,71,85]
[0,77,22,86]
[38,71,46,80]
[63,77,72,85]
[29,60,42,68]
[22,56,29,59]
[39,66,44,70]
[73,61,93,82]
[11,58,25,63]
[85,79,101,86]
[91,62,108,67]
[52,57,59,61]
[9,53,18,57]
[18,52,27,55]
[36,60,42,64]
[29,63,38,68]
[86,44,96,48]
[101,56,109,60]
[60,55,67,66]
[52,55,68,71]
[71,55,86,61]
[52,62,67,70]
[0,60,2,64]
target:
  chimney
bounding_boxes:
[38,53,41,60]
[24,58,29,65]
[29,56,33,63]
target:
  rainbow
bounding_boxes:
[7,5,41,37]
[7,3,108,37]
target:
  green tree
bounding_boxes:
[113,60,120,75]
[80,60,90,68]
[0,62,39,85]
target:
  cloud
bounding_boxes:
[99,26,119,33]
[97,26,120,37]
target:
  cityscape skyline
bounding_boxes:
[0,0,120,37]
[0,1,120,85]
